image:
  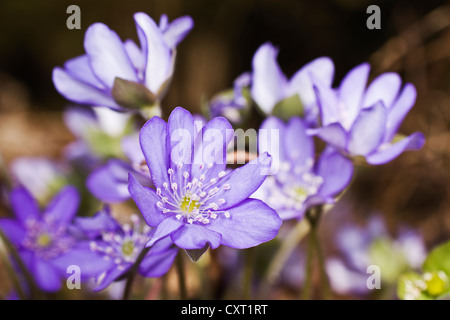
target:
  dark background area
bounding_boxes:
[0,0,445,113]
[0,0,449,299]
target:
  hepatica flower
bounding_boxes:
[10,157,69,206]
[310,63,425,164]
[74,209,178,291]
[253,116,353,220]
[208,72,252,125]
[53,12,193,112]
[0,186,108,292]
[326,215,426,296]
[251,42,334,125]
[128,107,282,259]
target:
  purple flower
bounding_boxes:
[158,14,195,49]
[209,72,251,124]
[52,12,193,112]
[310,63,425,164]
[326,215,427,296]
[10,157,70,205]
[128,107,282,256]
[74,209,178,291]
[0,186,108,292]
[251,42,334,125]
[253,116,353,220]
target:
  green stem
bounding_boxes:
[301,206,331,300]
[311,222,331,299]
[139,103,162,120]
[259,219,310,298]
[176,253,187,299]
[193,255,211,300]
[0,228,43,299]
[243,248,255,300]
[122,246,151,300]
[0,236,26,300]
[301,220,315,300]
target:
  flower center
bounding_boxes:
[22,218,74,260]
[294,186,308,199]
[424,271,448,297]
[263,159,324,211]
[37,233,52,247]
[155,162,232,224]
[180,194,202,213]
[121,240,135,257]
[90,214,151,271]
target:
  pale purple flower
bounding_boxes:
[326,215,427,296]
[52,12,193,111]
[128,107,282,256]
[74,209,178,291]
[209,72,251,124]
[310,63,425,164]
[253,116,353,220]
[158,14,195,49]
[251,42,334,125]
[0,186,109,292]
[10,157,69,205]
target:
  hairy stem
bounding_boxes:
[0,236,26,299]
[259,219,310,298]
[243,247,255,300]
[176,252,187,299]
[301,206,331,300]
[0,228,43,299]
[311,222,331,299]
[122,246,151,300]
[301,216,315,300]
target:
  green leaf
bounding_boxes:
[368,237,409,284]
[112,77,156,110]
[271,94,304,121]
[423,241,450,275]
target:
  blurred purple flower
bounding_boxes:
[74,209,178,291]
[52,12,193,111]
[209,72,251,124]
[158,14,195,49]
[65,105,149,203]
[253,116,353,220]
[326,215,427,296]
[310,63,425,165]
[128,107,282,255]
[251,42,334,125]
[10,157,70,205]
[0,186,108,292]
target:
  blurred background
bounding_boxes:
[0,0,449,299]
